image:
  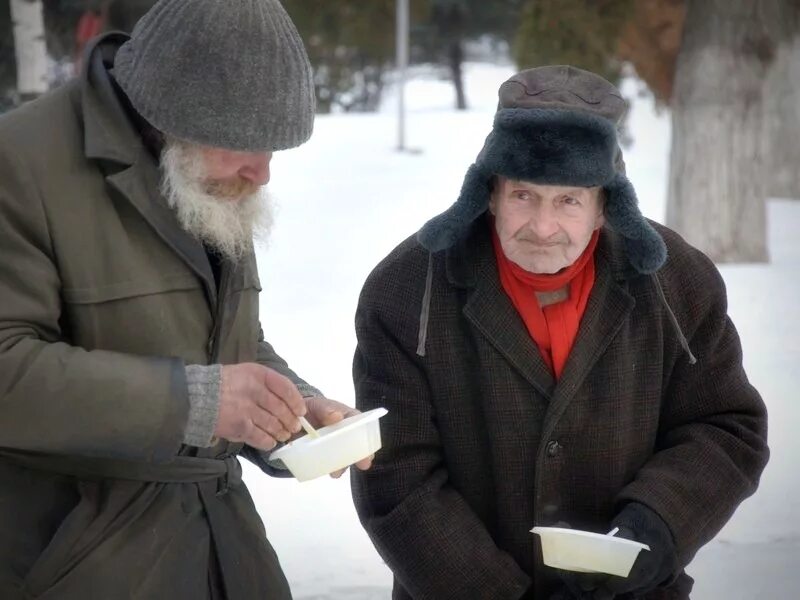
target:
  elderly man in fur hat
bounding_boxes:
[351,66,769,599]
[0,1,372,598]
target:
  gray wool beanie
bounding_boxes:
[114,0,315,152]
[418,65,667,274]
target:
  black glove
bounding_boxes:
[551,572,615,600]
[603,502,679,596]
[548,521,616,600]
[549,505,678,599]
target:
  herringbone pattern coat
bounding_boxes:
[352,217,768,599]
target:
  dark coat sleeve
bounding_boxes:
[255,327,322,398]
[0,140,187,463]
[616,241,769,565]
[350,250,531,600]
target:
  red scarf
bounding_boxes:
[492,229,600,380]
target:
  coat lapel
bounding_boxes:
[541,231,635,440]
[81,33,217,308]
[463,270,557,399]
[105,156,218,307]
[448,220,637,431]
[451,220,556,399]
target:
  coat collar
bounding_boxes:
[452,219,557,396]
[445,215,636,403]
[79,33,218,307]
[82,33,141,165]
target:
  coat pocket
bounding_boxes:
[22,479,208,599]
[61,274,202,305]
[21,480,101,598]
[61,275,211,359]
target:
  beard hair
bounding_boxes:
[159,139,274,263]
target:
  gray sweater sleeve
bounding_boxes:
[183,362,323,451]
[183,364,222,448]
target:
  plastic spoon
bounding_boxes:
[298,415,320,439]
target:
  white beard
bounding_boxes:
[159,140,274,263]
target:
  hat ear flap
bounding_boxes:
[418,163,493,252]
[604,174,667,273]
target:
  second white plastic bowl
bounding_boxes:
[531,526,650,577]
[269,407,388,482]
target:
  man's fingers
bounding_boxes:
[261,367,306,416]
[245,421,279,451]
[316,407,345,427]
[354,454,374,470]
[255,388,302,434]
[305,396,350,427]
[319,397,356,417]
[251,409,293,443]
[329,453,374,479]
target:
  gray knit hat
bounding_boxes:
[114,0,315,152]
[418,65,667,274]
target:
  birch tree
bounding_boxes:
[762,1,800,200]
[666,0,780,262]
[514,0,798,264]
[10,0,48,102]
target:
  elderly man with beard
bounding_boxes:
[351,66,769,599]
[0,1,370,599]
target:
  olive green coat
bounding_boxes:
[0,35,306,599]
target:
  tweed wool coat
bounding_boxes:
[352,216,769,599]
[0,34,309,599]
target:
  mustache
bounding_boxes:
[159,139,273,263]
[203,176,261,200]
[515,231,566,245]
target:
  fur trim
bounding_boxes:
[418,163,492,252]
[481,108,618,186]
[604,174,667,273]
[418,110,667,274]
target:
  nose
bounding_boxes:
[238,152,272,186]
[529,203,560,239]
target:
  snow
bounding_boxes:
[246,63,800,598]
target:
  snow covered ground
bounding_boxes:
[245,63,800,599]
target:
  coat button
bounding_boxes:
[546,441,561,457]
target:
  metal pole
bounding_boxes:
[396,0,409,151]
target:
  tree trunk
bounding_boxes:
[10,0,48,102]
[434,3,468,111]
[762,1,800,200]
[666,0,775,263]
[449,40,467,110]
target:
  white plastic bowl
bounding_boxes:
[268,408,388,482]
[531,526,650,577]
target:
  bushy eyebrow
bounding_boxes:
[505,181,592,197]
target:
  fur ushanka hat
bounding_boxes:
[418,65,667,274]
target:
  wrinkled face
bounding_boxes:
[198,146,273,200]
[160,138,275,262]
[489,177,605,274]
